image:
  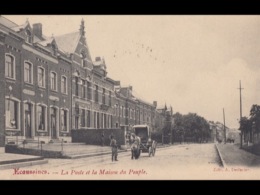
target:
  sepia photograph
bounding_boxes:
[0,15,260,180]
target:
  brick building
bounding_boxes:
[0,16,167,147]
[114,85,158,133]
[0,16,72,146]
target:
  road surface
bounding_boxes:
[0,143,229,179]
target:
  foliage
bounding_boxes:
[239,116,251,134]
[249,104,260,133]
[172,112,211,142]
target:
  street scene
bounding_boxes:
[1,15,260,180]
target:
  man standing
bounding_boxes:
[110,135,118,162]
[101,131,105,146]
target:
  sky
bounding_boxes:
[4,15,260,129]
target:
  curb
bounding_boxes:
[215,144,226,167]
[63,150,127,159]
[0,159,48,170]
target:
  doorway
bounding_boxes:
[24,103,32,138]
[50,107,57,139]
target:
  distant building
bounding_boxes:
[114,85,158,133]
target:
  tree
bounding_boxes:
[239,116,251,142]
[249,105,260,132]
[172,112,211,143]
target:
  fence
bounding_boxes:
[5,137,65,158]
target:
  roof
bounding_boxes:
[0,16,18,28]
[55,31,80,54]
[11,22,28,32]
[37,37,54,46]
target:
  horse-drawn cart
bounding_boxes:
[131,125,157,159]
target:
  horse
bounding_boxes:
[130,135,141,159]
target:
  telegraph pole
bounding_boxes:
[223,108,226,144]
[238,80,244,148]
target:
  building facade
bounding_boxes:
[0,16,166,146]
[114,85,158,133]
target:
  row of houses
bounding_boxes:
[0,16,168,146]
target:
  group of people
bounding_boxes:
[108,133,141,162]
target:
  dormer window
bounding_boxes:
[25,29,32,43]
[52,43,57,56]
[80,52,86,67]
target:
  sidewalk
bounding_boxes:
[0,147,48,170]
[216,143,260,167]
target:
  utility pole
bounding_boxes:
[223,108,226,144]
[238,80,243,149]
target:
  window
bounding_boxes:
[5,54,15,79]
[87,82,92,100]
[110,115,113,128]
[97,112,100,129]
[61,76,67,94]
[50,72,57,91]
[80,53,86,67]
[81,80,85,98]
[101,113,104,128]
[75,105,79,129]
[52,44,57,56]
[94,112,96,128]
[102,88,105,104]
[24,62,33,84]
[26,30,32,43]
[61,109,68,132]
[95,85,98,103]
[38,105,45,130]
[81,109,85,127]
[115,104,119,117]
[5,99,18,129]
[38,67,45,87]
[87,110,91,128]
[109,91,112,106]
[75,77,79,96]
[104,114,107,129]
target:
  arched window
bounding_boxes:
[5,99,19,129]
[5,54,15,79]
[60,109,68,132]
[37,105,46,130]
[50,72,57,91]
[38,67,45,87]
[26,29,32,43]
[80,52,86,67]
[24,62,33,84]
[61,76,67,94]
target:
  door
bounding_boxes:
[50,108,57,139]
[24,103,32,138]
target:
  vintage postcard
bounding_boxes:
[0,15,260,180]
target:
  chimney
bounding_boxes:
[153,101,157,108]
[33,23,42,38]
[95,56,101,61]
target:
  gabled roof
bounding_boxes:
[0,16,18,28]
[55,31,81,54]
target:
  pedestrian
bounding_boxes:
[110,135,118,162]
[101,131,105,146]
